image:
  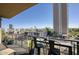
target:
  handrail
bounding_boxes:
[15,35,79,55]
[27,35,79,42]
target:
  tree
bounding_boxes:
[68,28,79,37]
[45,27,52,36]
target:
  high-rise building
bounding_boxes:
[8,24,14,34]
[53,3,67,36]
[9,24,13,29]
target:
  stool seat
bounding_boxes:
[36,44,44,48]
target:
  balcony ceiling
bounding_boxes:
[0,3,36,18]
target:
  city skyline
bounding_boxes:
[2,3,79,29]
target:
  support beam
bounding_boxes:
[77,42,79,55]
[53,3,68,35]
[0,17,2,44]
[69,46,72,55]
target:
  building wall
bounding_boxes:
[53,3,68,35]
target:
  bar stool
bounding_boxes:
[36,43,44,55]
[33,37,45,55]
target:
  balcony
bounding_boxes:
[1,33,79,55]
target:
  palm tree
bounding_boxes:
[45,27,52,36]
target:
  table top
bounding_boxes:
[0,48,15,55]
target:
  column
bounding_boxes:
[53,3,68,35]
[0,17,2,44]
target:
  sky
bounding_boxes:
[2,3,79,29]
[68,3,79,28]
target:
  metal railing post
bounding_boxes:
[33,37,37,48]
[49,40,54,48]
[48,40,54,54]
[77,42,79,55]
[69,46,72,55]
